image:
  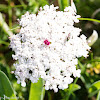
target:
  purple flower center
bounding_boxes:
[44,39,50,45]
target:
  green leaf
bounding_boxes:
[88,90,99,98]
[64,83,81,93]
[88,80,100,97]
[89,80,100,92]
[29,78,45,100]
[0,63,11,79]
[81,75,92,89]
[0,70,17,100]
[58,0,69,11]
[64,82,81,100]
[68,83,81,92]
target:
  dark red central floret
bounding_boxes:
[44,39,50,45]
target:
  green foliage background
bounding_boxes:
[0,0,100,100]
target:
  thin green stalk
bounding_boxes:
[58,0,70,11]
[86,59,100,64]
[11,5,27,8]
[78,60,86,73]
[78,18,100,23]
[47,92,52,100]
[41,80,45,100]
[96,90,100,100]
[49,0,56,5]
[18,0,27,9]
[66,77,78,100]
[78,60,83,69]
[8,0,12,28]
[0,13,13,37]
[10,26,20,31]
[90,53,93,62]
[58,0,62,10]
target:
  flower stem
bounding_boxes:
[78,18,100,23]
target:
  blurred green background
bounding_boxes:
[0,0,100,100]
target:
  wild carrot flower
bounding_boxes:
[10,4,90,92]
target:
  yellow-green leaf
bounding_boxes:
[89,80,100,93]
[29,78,45,100]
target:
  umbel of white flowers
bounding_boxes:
[10,4,90,92]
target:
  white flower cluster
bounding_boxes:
[10,4,90,92]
